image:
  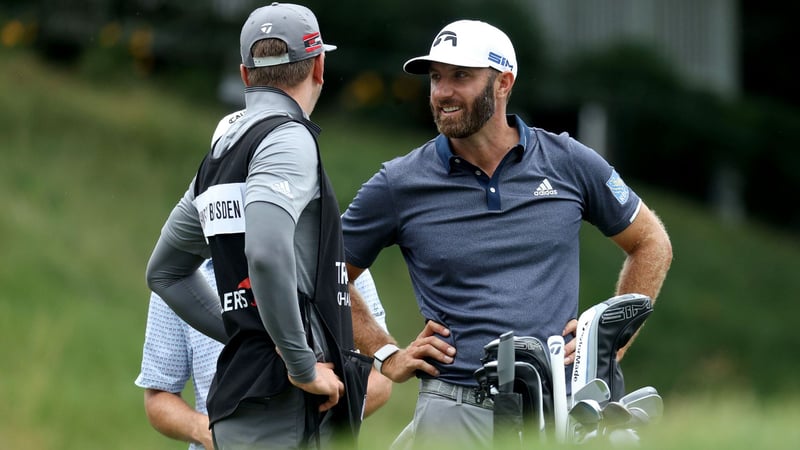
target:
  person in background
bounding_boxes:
[343,19,673,449]
[135,260,391,450]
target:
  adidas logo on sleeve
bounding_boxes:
[270,180,294,198]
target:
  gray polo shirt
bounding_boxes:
[342,114,641,386]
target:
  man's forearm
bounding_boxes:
[143,390,212,448]
[614,214,672,301]
[615,250,671,302]
[350,280,396,356]
[613,206,673,359]
[364,369,392,417]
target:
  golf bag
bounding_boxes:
[473,336,554,434]
[570,293,653,401]
[474,294,656,445]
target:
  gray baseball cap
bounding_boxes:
[240,2,337,68]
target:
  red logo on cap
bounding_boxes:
[303,32,322,53]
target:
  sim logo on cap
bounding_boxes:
[489,52,514,71]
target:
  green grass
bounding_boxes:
[2,48,800,449]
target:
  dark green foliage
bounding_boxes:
[1,46,800,450]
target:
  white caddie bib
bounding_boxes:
[194,182,247,238]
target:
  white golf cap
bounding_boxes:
[403,20,517,78]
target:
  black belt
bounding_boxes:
[419,379,494,410]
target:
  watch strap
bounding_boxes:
[373,343,400,373]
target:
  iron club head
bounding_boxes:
[619,386,659,406]
[572,378,611,407]
[624,393,663,422]
[601,401,632,430]
[569,399,603,425]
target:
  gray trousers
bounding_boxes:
[212,387,332,450]
[391,380,493,450]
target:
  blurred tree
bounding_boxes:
[301,0,546,126]
[18,0,544,124]
[554,42,800,231]
[740,1,800,108]
[4,0,798,230]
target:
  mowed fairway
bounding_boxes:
[1,50,799,449]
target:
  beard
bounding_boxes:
[431,77,496,139]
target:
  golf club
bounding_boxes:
[571,294,653,400]
[623,393,663,422]
[547,335,568,443]
[494,331,523,448]
[498,331,515,394]
[601,401,632,431]
[571,378,611,406]
[627,406,650,427]
[619,386,659,405]
[569,399,603,426]
[567,378,610,443]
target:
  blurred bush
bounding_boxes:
[2,0,798,231]
[548,43,800,230]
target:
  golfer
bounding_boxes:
[344,19,673,449]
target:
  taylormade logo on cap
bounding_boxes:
[403,20,517,78]
[240,2,336,68]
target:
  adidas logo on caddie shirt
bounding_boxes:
[534,178,558,196]
[271,181,294,198]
